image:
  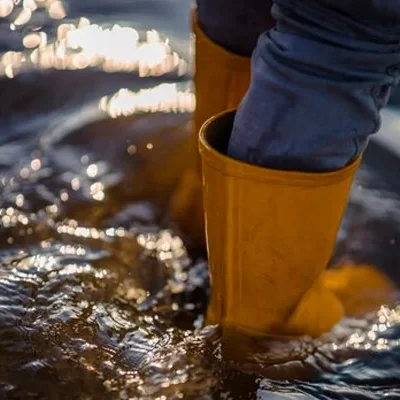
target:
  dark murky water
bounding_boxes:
[0,1,400,398]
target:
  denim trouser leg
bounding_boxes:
[228,1,400,171]
[197,1,400,172]
[196,0,274,57]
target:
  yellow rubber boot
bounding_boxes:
[169,10,250,247]
[191,11,250,136]
[200,110,361,337]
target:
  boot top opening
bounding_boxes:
[200,110,235,155]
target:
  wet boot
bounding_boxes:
[169,10,250,247]
[200,110,362,337]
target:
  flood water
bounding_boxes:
[0,1,400,398]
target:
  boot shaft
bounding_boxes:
[200,111,361,336]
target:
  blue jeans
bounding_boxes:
[197,1,400,171]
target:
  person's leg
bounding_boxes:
[197,0,274,57]
[201,1,400,337]
[228,1,400,172]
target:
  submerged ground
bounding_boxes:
[0,0,400,398]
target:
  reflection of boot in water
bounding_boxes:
[325,217,400,316]
[324,264,396,317]
[168,10,251,248]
